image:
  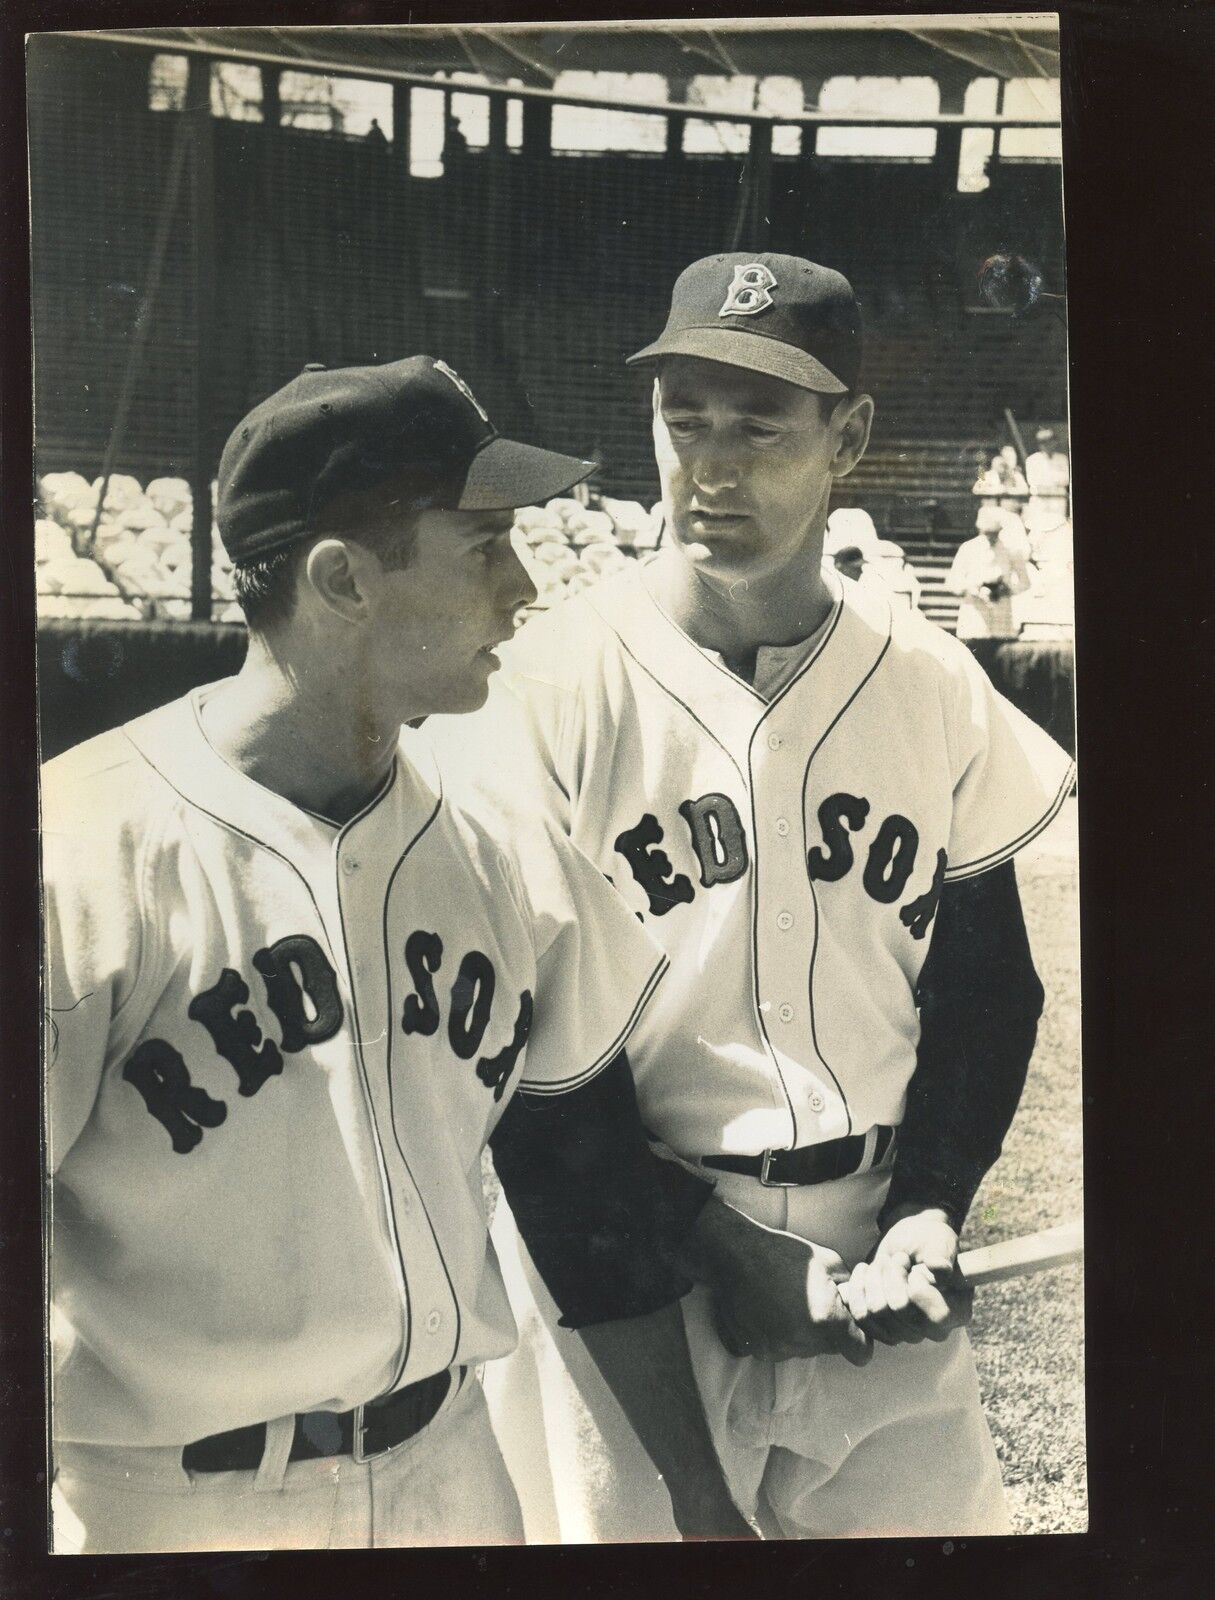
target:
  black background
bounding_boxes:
[2,2,1211,1596]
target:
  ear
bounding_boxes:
[830,393,875,481]
[303,538,376,624]
[651,376,677,467]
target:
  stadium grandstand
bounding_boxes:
[28,22,1070,752]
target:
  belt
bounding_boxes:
[183,1368,456,1474]
[702,1126,897,1187]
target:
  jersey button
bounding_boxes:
[775,818,790,837]
[425,1310,442,1335]
[767,732,783,752]
[778,1003,794,1023]
[777,911,794,931]
[342,857,359,875]
[809,1092,826,1113]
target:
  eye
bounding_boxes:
[474,529,511,560]
[662,414,702,440]
[743,422,784,446]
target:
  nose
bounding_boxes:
[690,434,740,494]
[505,543,538,611]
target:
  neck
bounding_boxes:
[652,544,835,661]
[201,633,401,824]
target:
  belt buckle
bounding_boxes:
[351,1402,388,1465]
[759,1148,797,1187]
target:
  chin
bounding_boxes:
[444,676,494,716]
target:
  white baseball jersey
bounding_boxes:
[43,684,667,1449]
[427,558,1074,1167]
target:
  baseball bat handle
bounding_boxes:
[956,1220,1083,1287]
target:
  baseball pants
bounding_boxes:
[52,1369,525,1553]
[486,1166,1010,1542]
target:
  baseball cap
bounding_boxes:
[217,355,594,566]
[626,252,862,394]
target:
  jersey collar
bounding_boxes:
[587,560,891,769]
[122,685,441,874]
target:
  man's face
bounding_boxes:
[358,507,536,718]
[653,356,857,585]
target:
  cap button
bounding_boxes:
[302,361,327,373]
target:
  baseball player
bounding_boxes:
[426,255,1075,1539]
[43,355,753,1552]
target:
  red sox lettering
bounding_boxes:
[613,792,946,938]
[124,932,532,1153]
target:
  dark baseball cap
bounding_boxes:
[217,355,594,566]
[626,252,863,394]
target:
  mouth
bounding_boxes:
[477,630,515,664]
[687,509,749,536]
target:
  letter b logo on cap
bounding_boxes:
[719,263,777,318]
[433,359,490,424]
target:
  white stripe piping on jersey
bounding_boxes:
[943,760,1075,882]
[743,588,853,1148]
[515,951,671,1098]
[374,785,467,1387]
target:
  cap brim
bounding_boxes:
[457,436,595,511]
[626,327,849,394]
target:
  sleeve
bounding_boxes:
[505,816,669,1094]
[947,542,972,595]
[943,640,1075,881]
[879,860,1044,1235]
[42,797,147,1172]
[489,1051,698,1327]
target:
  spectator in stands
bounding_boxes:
[828,540,866,586]
[873,537,922,612]
[823,510,921,612]
[995,446,1029,497]
[997,499,1031,560]
[1025,428,1069,495]
[949,503,1030,661]
[973,446,1028,500]
[365,118,389,153]
[1018,490,1074,639]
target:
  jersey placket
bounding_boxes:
[748,706,851,1145]
[330,795,460,1392]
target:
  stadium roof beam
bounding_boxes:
[69,29,1060,129]
[64,21,1060,106]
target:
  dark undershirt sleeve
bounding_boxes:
[489,1050,707,1329]
[879,858,1045,1236]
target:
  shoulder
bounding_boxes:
[869,594,984,697]
[503,568,639,681]
[408,729,531,906]
[41,724,165,834]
